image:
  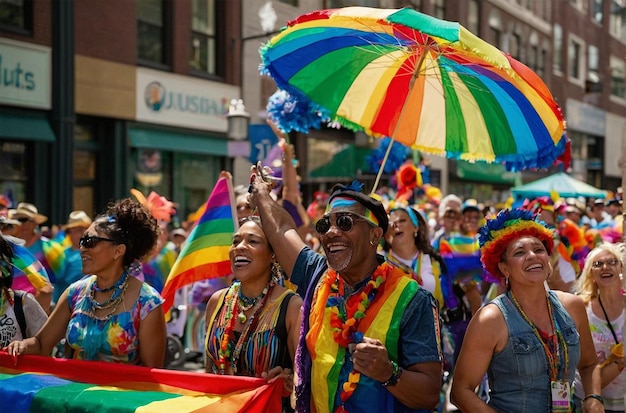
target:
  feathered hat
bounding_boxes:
[478,208,555,281]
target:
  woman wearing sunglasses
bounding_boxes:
[572,243,625,412]
[5,198,167,367]
[248,168,442,413]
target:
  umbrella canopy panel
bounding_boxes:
[260,7,569,171]
[511,172,606,199]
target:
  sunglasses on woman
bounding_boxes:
[591,258,619,269]
[315,213,371,235]
[79,235,115,249]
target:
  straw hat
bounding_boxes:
[9,202,48,225]
[171,228,188,240]
[64,210,92,230]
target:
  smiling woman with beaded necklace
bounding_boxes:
[5,198,167,367]
[204,216,302,410]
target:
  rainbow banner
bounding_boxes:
[0,353,282,413]
[160,174,237,313]
[10,241,51,295]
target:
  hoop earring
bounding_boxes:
[271,261,283,282]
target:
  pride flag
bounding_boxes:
[41,238,66,283]
[0,353,281,413]
[9,241,51,295]
[160,174,237,313]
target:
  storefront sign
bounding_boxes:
[136,68,240,132]
[0,39,51,109]
[565,98,605,135]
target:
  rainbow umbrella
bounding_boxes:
[260,7,569,188]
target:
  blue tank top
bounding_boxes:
[488,291,580,412]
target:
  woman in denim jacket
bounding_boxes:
[451,208,603,413]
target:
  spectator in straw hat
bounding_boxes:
[53,211,92,305]
[8,203,59,313]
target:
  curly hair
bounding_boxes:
[574,242,624,305]
[0,236,14,289]
[93,198,159,267]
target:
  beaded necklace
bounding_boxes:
[508,290,569,380]
[325,265,388,413]
[237,284,270,323]
[86,272,129,321]
[217,280,274,375]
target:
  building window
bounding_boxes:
[434,0,446,19]
[489,10,502,48]
[190,0,216,75]
[510,32,522,60]
[553,24,563,73]
[137,0,166,65]
[467,0,480,35]
[529,44,538,71]
[568,35,584,81]
[0,0,32,33]
[610,56,625,98]
[610,0,626,42]
[538,48,546,77]
[593,0,604,23]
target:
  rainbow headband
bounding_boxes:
[478,208,555,281]
[326,196,380,228]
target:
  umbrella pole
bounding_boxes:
[371,139,396,194]
[370,45,430,195]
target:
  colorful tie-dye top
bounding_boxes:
[65,275,163,364]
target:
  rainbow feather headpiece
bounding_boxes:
[479,208,555,281]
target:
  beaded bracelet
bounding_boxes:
[582,394,604,404]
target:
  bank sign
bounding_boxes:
[0,39,51,109]
[136,68,240,132]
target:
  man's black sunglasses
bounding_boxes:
[16,217,31,223]
[79,235,115,249]
[315,213,371,235]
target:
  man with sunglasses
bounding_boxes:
[248,164,442,413]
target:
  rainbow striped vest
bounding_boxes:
[306,263,419,413]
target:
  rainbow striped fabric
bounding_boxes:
[0,353,281,413]
[160,175,237,313]
[9,241,50,295]
[260,7,569,171]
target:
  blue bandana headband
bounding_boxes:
[390,206,419,227]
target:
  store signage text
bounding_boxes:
[0,39,51,109]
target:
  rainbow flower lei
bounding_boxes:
[325,265,389,412]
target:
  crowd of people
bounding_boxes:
[0,151,625,412]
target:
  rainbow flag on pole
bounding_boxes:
[0,353,282,413]
[160,173,237,313]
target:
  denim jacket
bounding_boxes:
[487,291,581,412]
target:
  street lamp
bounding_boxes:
[226,98,250,140]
